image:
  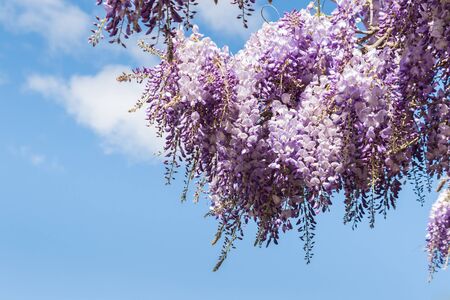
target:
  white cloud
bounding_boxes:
[10,145,64,171]
[196,1,263,39]
[0,0,161,63]
[26,65,164,161]
[0,0,90,52]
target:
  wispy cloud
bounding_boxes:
[26,64,164,162]
[196,1,263,39]
[0,0,161,65]
[9,145,64,171]
[0,0,90,52]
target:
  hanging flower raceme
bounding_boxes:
[90,0,258,47]
[114,0,449,273]
[427,178,450,278]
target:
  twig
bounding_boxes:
[368,0,374,27]
[363,28,392,52]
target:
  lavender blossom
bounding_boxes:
[110,0,450,271]
[427,181,450,277]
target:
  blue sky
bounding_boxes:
[0,1,448,299]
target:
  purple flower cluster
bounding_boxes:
[427,179,450,277]
[91,0,256,46]
[118,0,449,269]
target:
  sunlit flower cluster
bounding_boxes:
[116,0,449,271]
